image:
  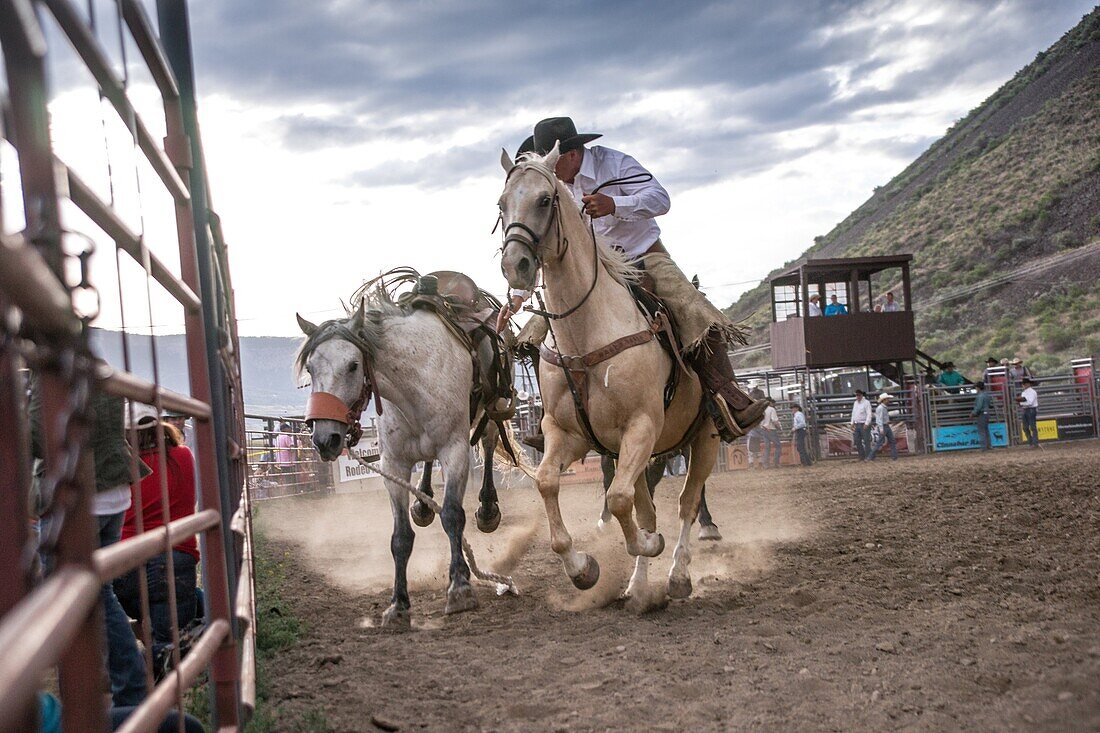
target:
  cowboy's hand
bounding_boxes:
[495,304,513,333]
[581,192,615,218]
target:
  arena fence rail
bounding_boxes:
[0,1,254,730]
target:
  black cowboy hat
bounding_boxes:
[533,117,601,155]
[515,134,535,159]
[942,361,955,369]
[985,357,998,365]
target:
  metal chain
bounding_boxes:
[350,453,519,596]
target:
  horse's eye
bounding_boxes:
[349,362,359,373]
[538,196,551,207]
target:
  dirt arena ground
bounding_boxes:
[257,442,1099,732]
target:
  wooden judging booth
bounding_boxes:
[769,255,916,372]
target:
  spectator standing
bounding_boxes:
[824,294,848,316]
[981,357,1000,384]
[31,388,149,706]
[807,294,823,317]
[745,385,766,469]
[275,422,295,472]
[115,405,200,679]
[882,292,900,312]
[971,380,993,451]
[760,398,782,469]
[1008,357,1032,383]
[867,393,898,461]
[791,404,812,466]
[937,361,966,392]
[1016,377,1040,448]
[850,389,873,459]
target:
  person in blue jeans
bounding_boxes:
[1016,377,1040,448]
[32,388,149,707]
[971,381,993,450]
[867,393,898,461]
[849,390,873,459]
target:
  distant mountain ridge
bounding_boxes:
[726,8,1100,377]
[91,329,306,415]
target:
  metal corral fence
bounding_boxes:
[0,2,255,731]
[244,415,335,500]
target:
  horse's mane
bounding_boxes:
[294,289,401,378]
[514,157,639,289]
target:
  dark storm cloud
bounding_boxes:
[187,0,1096,190]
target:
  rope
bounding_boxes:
[350,453,519,596]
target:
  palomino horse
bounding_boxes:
[296,281,514,625]
[497,146,720,602]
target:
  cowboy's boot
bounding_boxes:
[518,344,545,452]
[697,334,768,438]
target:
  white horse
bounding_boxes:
[296,283,513,625]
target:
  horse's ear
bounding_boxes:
[296,313,318,336]
[543,141,561,172]
[350,299,366,331]
[500,147,515,175]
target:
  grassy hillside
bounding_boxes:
[727,8,1100,378]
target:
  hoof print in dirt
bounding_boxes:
[444,585,479,615]
[370,713,401,731]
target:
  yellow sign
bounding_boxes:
[1021,419,1058,442]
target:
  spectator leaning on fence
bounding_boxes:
[937,361,966,392]
[1016,376,1040,448]
[760,398,782,469]
[1008,357,1032,383]
[867,392,898,461]
[971,380,993,451]
[824,294,848,316]
[115,404,200,680]
[791,404,812,467]
[850,389,873,459]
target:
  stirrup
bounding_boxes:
[705,395,744,441]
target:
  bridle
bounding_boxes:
[303,320,381,448]
[498,161,598,321]
[497,161,652,321]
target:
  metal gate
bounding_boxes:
[0,1,254,731]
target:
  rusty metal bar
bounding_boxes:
[0,230,82,336]
[0,566,101,733]
[112,619,231,733]
[118,0,180,100]
[40,0,190,204]
[234,547,253,631]
[64,164,201,312]
[92,509,220,581]
[96,362,213,420]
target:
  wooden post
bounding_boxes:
[849,269,860,313]
[902,263,913,311]
[799,266,807,319]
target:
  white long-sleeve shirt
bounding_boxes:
[1019,387,1038,408]
[792,411,807,431]
[851,398,872,425]
[568,145,670,259]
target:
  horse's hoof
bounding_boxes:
[596,516,611,533]
[475,503,501,533]
[410,501,435,528]
[570,554,601,590]
[381,604,411,629]
[638,532,665,558]
[444,585,478,615]
[668,575,693,599]
[699,524,722,542]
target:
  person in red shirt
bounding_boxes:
[113,404,200,678]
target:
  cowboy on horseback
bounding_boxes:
[498,117,767,441]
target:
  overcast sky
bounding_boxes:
[5,0,1095,337]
